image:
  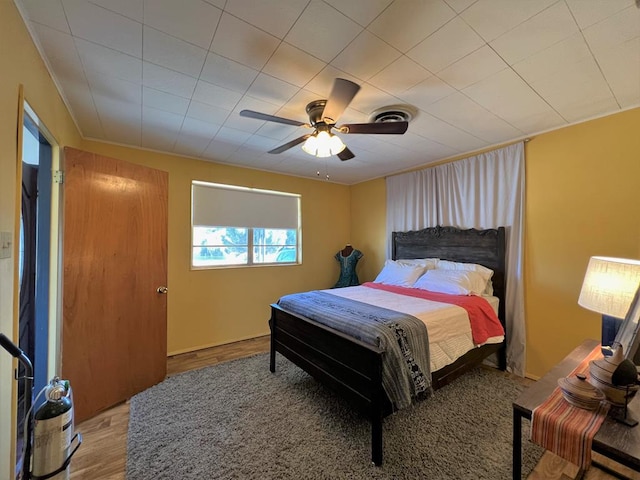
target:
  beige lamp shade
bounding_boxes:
[578,256,640,319]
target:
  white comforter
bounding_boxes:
[323,285,503,372]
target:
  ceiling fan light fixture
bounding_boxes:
[301,130,346,158]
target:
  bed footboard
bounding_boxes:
[270,303,388,465]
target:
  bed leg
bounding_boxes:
[269,316,276,373]
[371,414,383,466]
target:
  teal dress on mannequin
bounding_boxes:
[333,247,363,288]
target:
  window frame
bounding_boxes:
[191,181,301,269]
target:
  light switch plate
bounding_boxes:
[0,231,12,259]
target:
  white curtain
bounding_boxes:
[386,142,526,376]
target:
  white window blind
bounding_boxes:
[192,181,300,229]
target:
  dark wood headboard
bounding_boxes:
[391,225,506,332]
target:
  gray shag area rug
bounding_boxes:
[127,353,543,479]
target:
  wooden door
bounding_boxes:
[62,147,168,422]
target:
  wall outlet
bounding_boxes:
[0,231,12,259]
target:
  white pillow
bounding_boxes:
[373,260,427,288]
[412,269,488,296]
[436,260,494,295]
[396,258,439,270]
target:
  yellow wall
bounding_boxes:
[350,107,640,379]
[524,108,640,377]
[3,1,640,476]
[0,2,83,477]
[80,140,351,354]
[1,4,351,476]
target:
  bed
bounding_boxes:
[269,225,507,465]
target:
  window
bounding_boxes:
[191,181,301,268]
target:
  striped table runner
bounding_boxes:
[530,345,610,468]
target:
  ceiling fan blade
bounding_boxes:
[268,134,311,154]
[337,147,355,161]
[240,110,306,127]
[340,121,408,135]
[320,78,361,124]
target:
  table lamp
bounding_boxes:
[578,256,640,353]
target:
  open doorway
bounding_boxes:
[16,106,56,476]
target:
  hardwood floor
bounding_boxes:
[68,336,634,480]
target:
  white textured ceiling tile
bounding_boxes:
[17,0,638,184]
[512,33,592,86]
[186,100,232,125]
[508,109,566,135]
[347,83,400,116]
[530,57,620,122]
[595,37,640,107]
[86,70,142,105]
[368,55,432,96]
[200,52,258,93]
[331,30,401,81]
[305,66,361,98]
[245,73,299,106]
[142,106,182,148]
[565,0,635,30]
[94,99,142,145]
[407,111,486,151]
[143,26,207,77]
[29,23,81,73]
[438,45,507,90]
[203,138,241,162]
[142,87,190,115]
[202,0,225,9]
[142,62,197,98]
[75,38,142,83]
[425,92,522,143]
[277,89,324,119]
[443,0,477,14]
[460,0,557,43]
[210,13,280,70]
[141,133,178,154]
[553,94,620,124]
[143,0,221,49]
[232,98,297,135]
[399,75,456,110]
[262,43,326,87]
[214,126,253,144]
[101,118,142,146]
[402,132,458,158]
[193,80,243,111]
[463,68,565,131]
[368,0,456,52]
[582,6,640,54]
[408,17,485,73]
[19,0,70,33]
[173,141,205,159]
[243,134,284,151]
[490,2,579,65]
[222,114,267,135]
[284,0,362,63]
[62,0,142,57]
[142,111,181,135]
[224,0,309,38]
[323,0,393,27]
[63,81,104,138]
[256,122,300,141]
[235,95,283,116]
[180,116,220,138]
[88,0,143,21]
[174,116,220,157]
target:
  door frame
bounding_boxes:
[22,101,62,382]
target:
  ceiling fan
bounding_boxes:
[239,78,408,161]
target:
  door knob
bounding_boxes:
[156,286,168,294]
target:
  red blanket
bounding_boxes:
[362,282,505,345]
